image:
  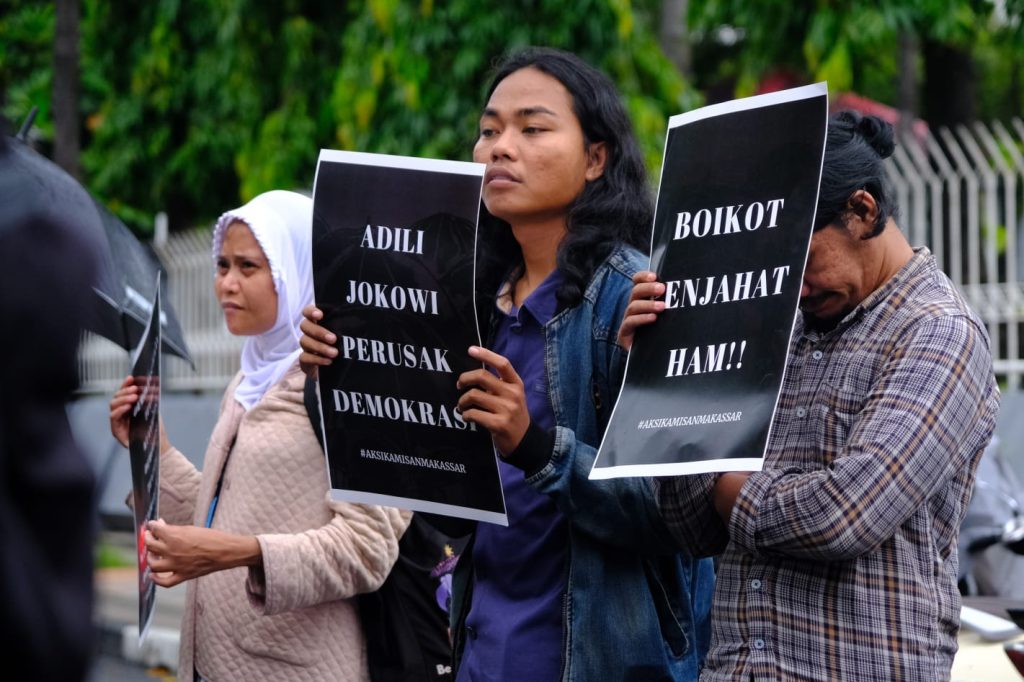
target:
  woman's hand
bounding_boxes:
[144,519,262,588]
[298,304,337,379]
[109,375,138,447]
[109,375,171,453]
[456,346,530,456]
[617,271,666,351]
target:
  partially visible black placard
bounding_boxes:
[312,150,507,525]
[128,272,161,641]
[592,84,829,479]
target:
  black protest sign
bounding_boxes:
[312,150,507,525]
[591,84,828,479]
[128,272,161,641]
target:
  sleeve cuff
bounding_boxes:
[729,467,798,554]
[245,535,270,612]
[502,421,555,478]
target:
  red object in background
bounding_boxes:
[1006,640,1024,675]
[831,92,930,146]
[756,68,804,96]
[137,523,148,568]
[754,69,930,147]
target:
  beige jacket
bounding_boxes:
[159,364,410,681]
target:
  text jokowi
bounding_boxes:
[345,279,440,315]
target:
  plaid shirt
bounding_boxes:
[657,249,999,681]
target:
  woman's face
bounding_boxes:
[214,220,278,336]
[473,67,606,228]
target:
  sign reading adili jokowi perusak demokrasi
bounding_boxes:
[312,150,507,525]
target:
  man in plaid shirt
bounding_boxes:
[619,111,1000,680]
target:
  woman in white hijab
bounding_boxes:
[110,190,409,682]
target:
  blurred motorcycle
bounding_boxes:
[958,435,1024,599]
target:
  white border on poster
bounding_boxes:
[667,82,828,129]
[317,148,484,177]
[589,457,765,480]
[330,489,509,527]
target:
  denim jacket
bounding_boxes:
[450,244,715,681]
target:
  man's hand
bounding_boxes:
[456,346,531,456]
[617,271,666,351]
[298,304,337,379]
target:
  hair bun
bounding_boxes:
[857,114,895,159]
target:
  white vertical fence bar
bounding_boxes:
[993,120,1024,391]
[957,127,1001,301]
[940,128,983,288]
[977,121,1021,391]
[904,134,946,277]
[926,134,963,284]
[891,146,927,248]
[991,121,1021,288]
[956,126,1003,385]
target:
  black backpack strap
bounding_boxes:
[302,375,459,681]
[302,375,325,448]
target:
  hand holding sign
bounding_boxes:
[617,271,666,352]
[109,375,139,447]
[109,375,171,453]
[456,346,531,456]
[298,304,338,378]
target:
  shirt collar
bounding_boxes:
[854,246,933,315]
[800,246,935,340]
[494,269,564,326]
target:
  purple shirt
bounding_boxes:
[457,271,568,682]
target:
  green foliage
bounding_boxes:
[1,0,697,235]
[4,0,1018,238]
[0,1,55,137]
[94,537,134,569]
[688,0,1019,109]
[973,24,1024,121]
[331,0,698,179]
[78,0,347,232]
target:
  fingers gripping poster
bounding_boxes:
[312,150,507,525]
[591,84,829,479]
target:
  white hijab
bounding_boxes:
[212,190,313,411]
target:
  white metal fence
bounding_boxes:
[888,118,1024,390]
[77,118,1024,394]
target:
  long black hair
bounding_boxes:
[475,47,652,310]
[815,110,899,238]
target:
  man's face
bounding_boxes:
[800,223,875,326]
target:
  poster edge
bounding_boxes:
[589,457,765,480]
[668,82,828,130]
[316,148,485,177]
[760,88,831,463]
[328,489,509,527]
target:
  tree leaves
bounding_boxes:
[3,0,1018,237]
